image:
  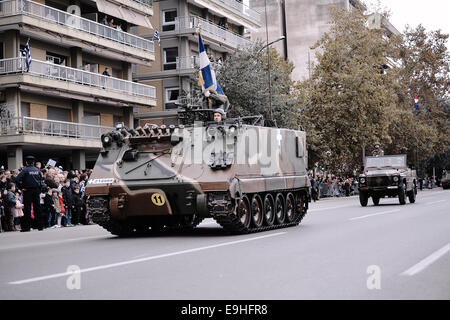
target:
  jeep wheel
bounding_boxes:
[359,192,368,207]
[398,185,407,205]
[372,196,380,206]
[408,188,416,203]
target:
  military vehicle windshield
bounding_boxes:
[365,155,406,169]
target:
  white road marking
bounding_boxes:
[349,209,401,221]
[309,204,355,212]
[9,232,286,285]
[424,200,446,205]
[0,235,108,251]
[401,243,450,276]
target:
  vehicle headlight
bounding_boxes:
[393,176,399,182]
[101,134,112,147]
[360,177,366,184]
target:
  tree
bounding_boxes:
[217,41,297,128]
[296,6,450,175]
[297,7,401,173]
[393,25,450,169]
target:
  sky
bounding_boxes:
[373,0,450,37]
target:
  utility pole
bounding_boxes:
[264,0,273,121]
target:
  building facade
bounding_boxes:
[133,0,261,125]
[250,0,399,81]
[0,0,157,170]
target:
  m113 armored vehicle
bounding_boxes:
[85,102,311,236]
[358,154,417,206]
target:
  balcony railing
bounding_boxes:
[0,116,113,140]
[177,16,251,49]
[176,56,221,71]
[210,0,260,23]
[0,57,156,100]
[0,0,154,53]
[132,0,153,7]
[176,56,198,70]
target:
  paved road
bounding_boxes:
[0,188,449,299]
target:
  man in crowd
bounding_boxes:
[15,156,44,232]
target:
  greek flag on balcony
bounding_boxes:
[198,33,225,97]
[22,41,32,72]
[153,29,160,46]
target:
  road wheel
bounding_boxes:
[372,196,380,206]
[237,195,251,229]
[398,185,407,205]
[263,194,275,226]
[274,193,286,224]
[359,192,368,207]
[251,194,264,228]
[285,193,296,223]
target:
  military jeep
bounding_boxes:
[358,155,417,206]
[441,171,450,189]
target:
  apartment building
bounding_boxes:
[250,0,400,81]
[0,0,157,169]
[133,0,261,125]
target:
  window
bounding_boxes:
[46,52,66,65]
[47,106,69,122]
[21,102,30,117]
[163,47,178,71]
[83,112,100,125]
[162,9,177,31]
[165,87,179,110]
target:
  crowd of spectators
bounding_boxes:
[309,174,359,201]
[0,162,93,233]
[309,173,441,201]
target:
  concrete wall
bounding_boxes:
[250,0,350,81]
[141,80,163,112]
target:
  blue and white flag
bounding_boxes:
[153,29,160,46]
[198,33,225,97]
[23,41,32,72]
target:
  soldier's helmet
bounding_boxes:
[374,141,381,147]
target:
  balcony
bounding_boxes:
[0,57,157,107]
[0,0,155,64]
[187,0,261,29]
[0,116,113,148]
[0,116,113,139]
[176,56,199,71]
[121,0,154,14]
[133,55,223,81]
[175,16,252,52]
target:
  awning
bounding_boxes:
[95,0,153,29]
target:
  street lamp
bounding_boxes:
[262,0,285,122]
[257,36,285,55]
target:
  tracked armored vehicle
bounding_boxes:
[86,102,311,236]
[358,155,417,206]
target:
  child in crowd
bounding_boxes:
[72,186,83,225]
[58,191,66,227]
[14,192,24,231]
[6,183,17,231]
[62,179,74,227]
[52,190,61,228]
[44,187,56,228]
